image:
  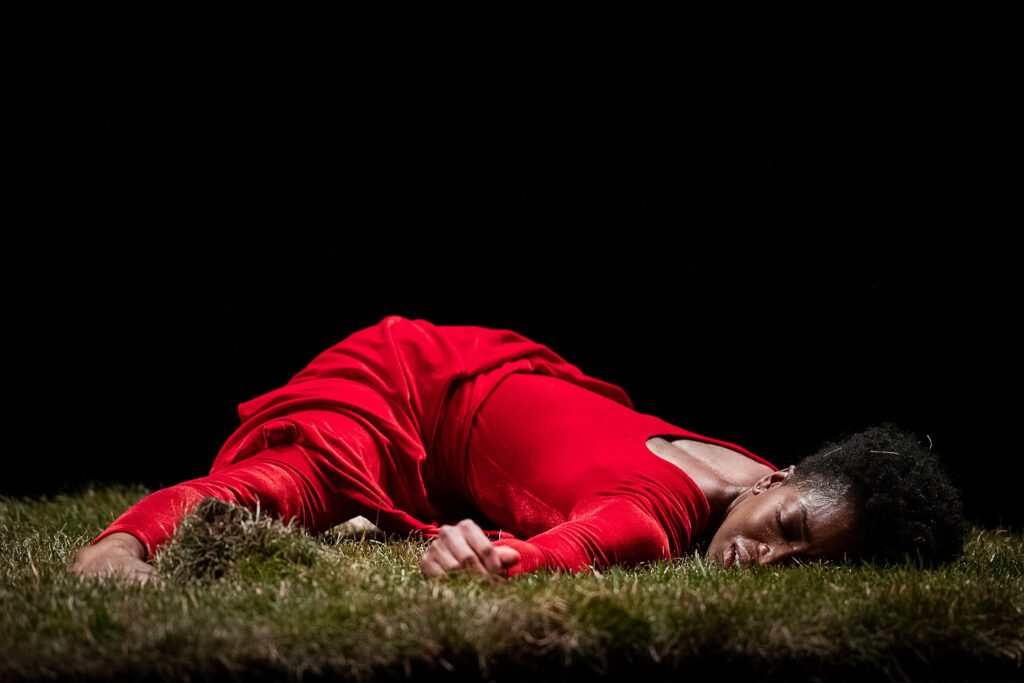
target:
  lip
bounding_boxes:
[723,543,737,568]
[735,542,751,567]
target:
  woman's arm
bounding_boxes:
[84,423,383,564]
[489,494,676,576]
[419,518,522,580]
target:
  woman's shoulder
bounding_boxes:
[654,437,775,483]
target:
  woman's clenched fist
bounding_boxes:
[420,519,521,580]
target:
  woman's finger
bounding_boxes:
[421,556,447,579]
[420,544,457,579]
[441,524,490,576]
[429,540,464,572]
[456,520,506,575]
[132,565,162,585]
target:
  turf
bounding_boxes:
[1,483,1021,682]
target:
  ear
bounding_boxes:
[751,464,795,494]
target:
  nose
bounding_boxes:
[756,542,770,564]
[758,542,797,566]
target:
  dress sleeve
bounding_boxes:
[90,408,399,561]
[90,442,360,562]
[491,493,678,576]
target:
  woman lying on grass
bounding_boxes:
[72,315,967,584]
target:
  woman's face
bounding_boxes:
[706,467,864,568]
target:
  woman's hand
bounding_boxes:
[71,532,161,585]
[420,519,521,581]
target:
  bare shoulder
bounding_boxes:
[648,436,773,483]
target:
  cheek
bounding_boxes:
[707,516,736,552]
[711,509,748,545]
[721,505,774,543]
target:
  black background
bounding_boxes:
[8,6,1020,528]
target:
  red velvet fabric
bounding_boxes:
[91,315,775,576]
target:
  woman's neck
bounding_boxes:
[647,437,767,525]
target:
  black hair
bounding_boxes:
[789,421,968,565]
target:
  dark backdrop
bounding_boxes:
[9,6,1020,528]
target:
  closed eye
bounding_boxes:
[775,504,790,541]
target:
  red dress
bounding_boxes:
[91,315,775,576]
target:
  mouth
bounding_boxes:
[723,543,738,569]
[735,542,751,567]
[723,541,751,569]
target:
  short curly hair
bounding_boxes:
[788,421,968,565]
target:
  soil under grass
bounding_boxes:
[1,483,1021,682]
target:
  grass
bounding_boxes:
[1,484,1021,683]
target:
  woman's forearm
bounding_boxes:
[92,444,339,560]
[91,484,222,561]
[492,494,676,576]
